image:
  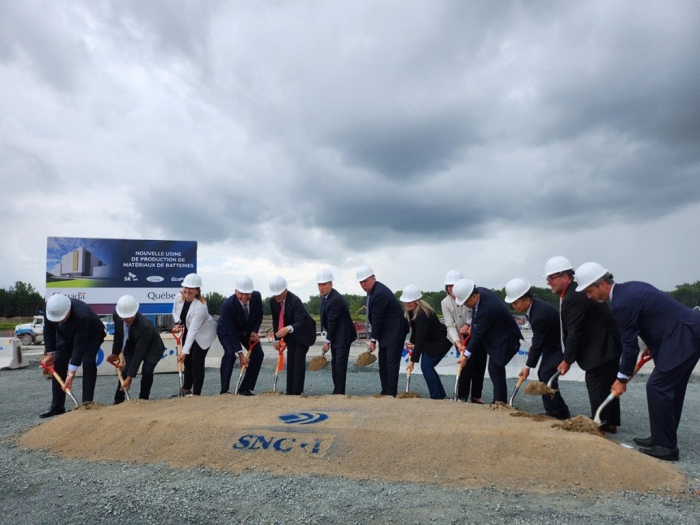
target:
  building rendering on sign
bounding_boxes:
[50,246,110,278]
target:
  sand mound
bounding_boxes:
[19,396,686,493]
[396,391,420,399]
[308,355,329,371]
[524,381,555,396]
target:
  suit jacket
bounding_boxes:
[409,309,453,362]
[440,295,472,345]
[367,281,409,346]
[172,294,217,354]
[44,298,106,367]
[561,281,621,371]
[525,298,564,370]
[217,291,264,354]
[466,287,522,367]
[612,281,700,375]
[321,288,357,348]
[270,291,317,348]
[112,312,165,378]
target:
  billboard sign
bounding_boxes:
[46,237,197,314]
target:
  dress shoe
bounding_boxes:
[40,406,66,418]
[238,389,255,396]
[220,391,233,395]
[602,425,617,434]
[471,398,484,404]
[639,445,679,461]
[633,436,653,447]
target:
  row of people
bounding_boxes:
[39,258,700,463]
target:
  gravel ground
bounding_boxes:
[2,351,700,525]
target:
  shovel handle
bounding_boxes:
[40,362,80,408]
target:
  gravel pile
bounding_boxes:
[1,354,699,524]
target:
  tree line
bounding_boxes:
[4,280,700,319]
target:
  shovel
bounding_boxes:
[308,348,329,371]
[173,331,185,397]
[509,376,525,407]
[40,362,80,408]
[234,343,255,395]
[525,370,562,397]
[108,354,131,401]
[452,335,471,402]
[272,339,286,393]
[594,353,652,426]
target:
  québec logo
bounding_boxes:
[147,276,164,283]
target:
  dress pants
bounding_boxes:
[51,344,71,409]
[420,353,447,399]
[183,341,209,395]
[585,357,620,427]
[331,344,351,394]
[50,335,102,406]
[647,344,700,450]
[538,363,570,419]
[114,352,157,402]
[220,341,264,393]
[286,341,309,395]
[488,358,508,403]
[378,341,403,396]
[458,346,487,401]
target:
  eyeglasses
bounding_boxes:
[546,273,564,283]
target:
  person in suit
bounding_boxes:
[576,262,700,461]
[269,276,317,395]
[217,275,264,396]
[453,279,522,403]
[356,265,410,397]
[441,270,483,403]
[172,273,217,396]
[401,285,453,399]
[40,293,106,417]
[317,269,357,395]
[545,257,622,433]
[506,278,570,419]
[108,295,164,403]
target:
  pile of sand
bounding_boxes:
[19,396,686,493]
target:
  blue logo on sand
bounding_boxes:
[279,412,328,425]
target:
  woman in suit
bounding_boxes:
[172,273,217,395]
[401,285,453,400]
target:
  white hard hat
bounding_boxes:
[236,275,254,294]
[453,279,476,306]
[356,265,374,281]
[316,269,334,284]
[182,273,203,288]
[116,295,140,318]
[575,262,609,292]
[504,278,531,303]
[444,270,464,285]
[269,275,288,296]
[400,284,422,302]
[543,256,573,277]
[46,294,71,322]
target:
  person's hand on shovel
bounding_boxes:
[106,354,120,366]
[122,376,133,392]
[406,361,414,373]
[457,354,468,368]
[322,342,330,354]
[63,373,75,393]
[249,332,260,344]
[40,353,55,368]
[276,326,291,339]
[367,340,376,353]
[177,352,187,364]
[519,367,530,381]
[557,360,570,376]
[237,351,249,368]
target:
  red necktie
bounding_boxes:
[279,300,285,333]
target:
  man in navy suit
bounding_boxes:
[357,265,410,397]
[317,269,357,395]
[40,294,106,417]
[217,275,264,396]
[108,295,164,403]
[506,278,570,419]
[545,256,621,433]
[577,262,700,461]
[269,276,317,395]
[454,279,522,403]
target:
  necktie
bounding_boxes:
[321,296,327,330]
[559,297,565,352]
[123,322,130,350]
[244,303,250,322]
[279,300,285,333]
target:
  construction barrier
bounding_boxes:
[0,337,30,370]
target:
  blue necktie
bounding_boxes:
[123,322,129,350]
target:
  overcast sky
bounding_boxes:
[2,0,700,303]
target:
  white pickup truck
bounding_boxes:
[15,316,45,346]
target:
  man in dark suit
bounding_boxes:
[576,262,700,461]
[506,278,570,419]
[107,295,164,403]
[356,265,410,397]
[454,279,522,403]
[545,256,622,433]
[317,269,357,395]
[40,293,106,417]
[269,276,317,395]
[217,275,265,396]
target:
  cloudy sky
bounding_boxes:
[2,0,700,303]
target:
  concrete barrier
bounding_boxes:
[0,338,30,370]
